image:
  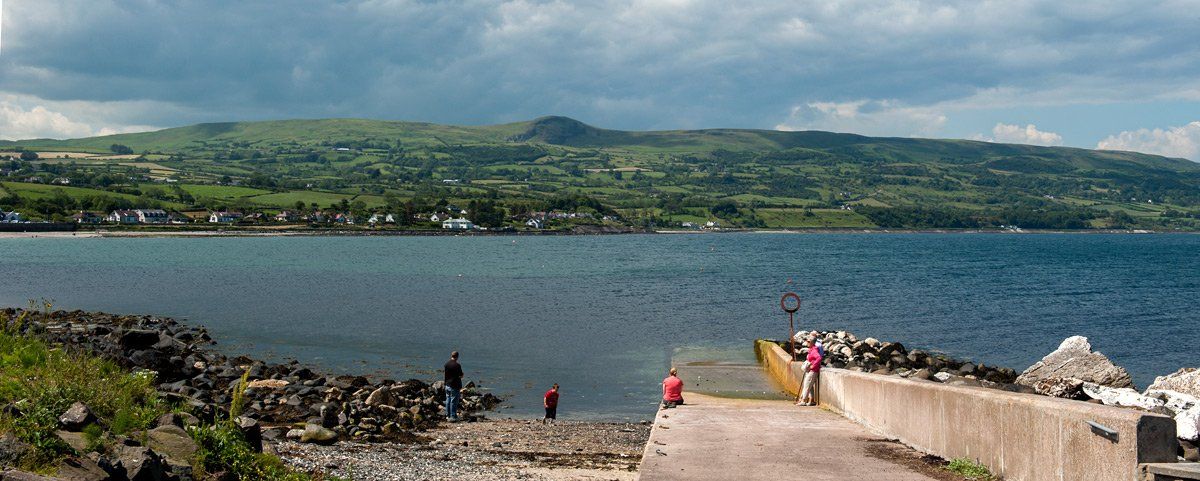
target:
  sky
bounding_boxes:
[0,0,1199,160]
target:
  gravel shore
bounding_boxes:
[277,418,651,480]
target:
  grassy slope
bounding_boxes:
[3,116,1199,228]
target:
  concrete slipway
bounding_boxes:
[637,357,941,481]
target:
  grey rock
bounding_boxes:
[1148,368,1200,399]
[1016,336,1133,389]
[58,403,96,432]
[235,416,262,453]
[1181,439,1199,462]
[53,456,109,481]
[0,470,64,481]
[299,424,337,444]
[0,433,31,467]
[118,329,160,350]
[146,425,197,468]
[364,386,391,407]
[153,412,199,429]
[54,431,89,454]
[113,446,167,481]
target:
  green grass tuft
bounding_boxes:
[945,457,996,480]
[0,329,169,470]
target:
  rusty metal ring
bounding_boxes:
[780,292,801,313]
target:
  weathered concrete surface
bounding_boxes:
[1141,462,1200,480]
[637,393,939,481]
[757,340,1179,481]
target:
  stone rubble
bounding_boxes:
[0,308,505,480]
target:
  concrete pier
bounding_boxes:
[637,393,940,481]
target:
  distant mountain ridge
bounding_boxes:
[3,115,1196,173]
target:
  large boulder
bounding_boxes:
[1148,368,1200,399]
[1016,336,1133,389]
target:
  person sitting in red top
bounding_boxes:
[662,367,684,408]
[543,384,559,424]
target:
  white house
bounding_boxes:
[442,218,475,230]
[209,211,242,223]
[135,209,169,224]
[384,214,396,224]
[108,210,138,224]
[430,213,442,222]
[525,218,544,229]
[704,221,720,229]
[368,213,383,225]
[51,177,71,185]
[1,211,22,223]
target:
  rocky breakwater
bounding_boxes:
[772,331,1199,462]
[0,307,501,441]
[772,330,1022,390]
[1015,336,1200,462]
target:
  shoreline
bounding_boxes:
[1,308,651,479]
[0,227,1189,239]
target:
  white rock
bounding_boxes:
[1177,405,1200,441]
[1057,335,1091,352]
[1082,382,1166,411]
[933,372,952,383]
[1145,389,1199,414]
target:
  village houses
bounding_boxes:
[135,209,169,224]
[108,210,139,224]
[442,218,474,230]
[209,211,242,223]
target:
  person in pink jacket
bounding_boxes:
[798,337,823,406]
[662,367,684,408]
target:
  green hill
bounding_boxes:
[2,116,1199,230]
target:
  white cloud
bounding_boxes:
[0,102,95,139]
[0,93,159,140]
[983,123,1064,146]
[1097,121,1200,161]
[775,99,946,137]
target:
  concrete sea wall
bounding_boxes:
[755,340,1178,481]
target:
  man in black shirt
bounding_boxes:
[444,351,464,421]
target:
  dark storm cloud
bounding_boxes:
[1,0,1199,149]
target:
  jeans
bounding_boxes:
[445,386,461,419]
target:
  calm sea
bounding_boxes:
[2,233,1197,420]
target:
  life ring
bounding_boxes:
[780,292,801,313]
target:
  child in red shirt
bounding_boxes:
[543,383,559,424]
